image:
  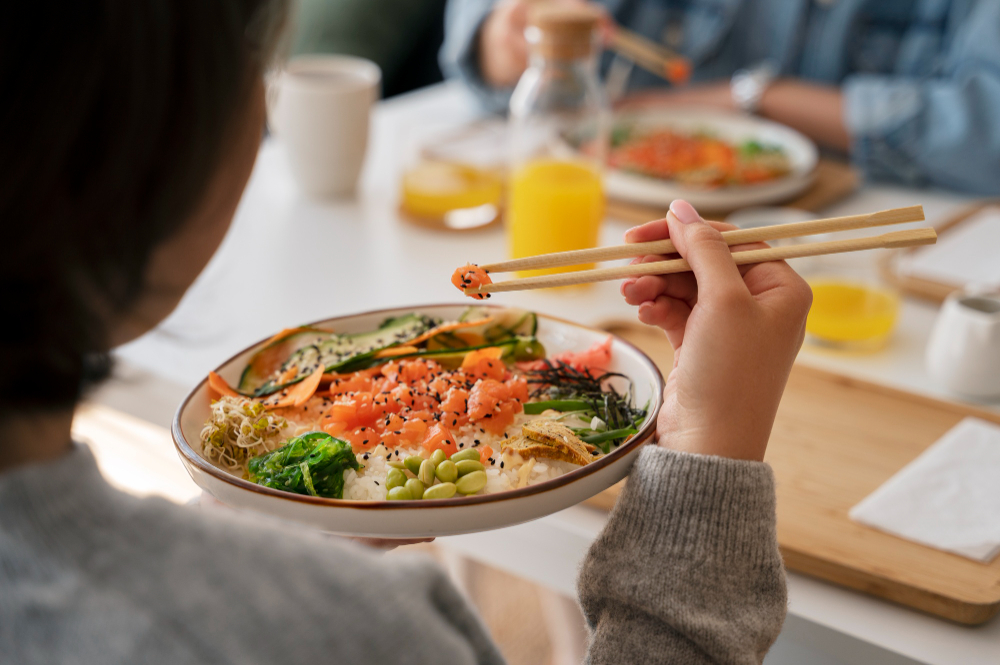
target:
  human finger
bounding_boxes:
[665,200,749,302]
[622,271,698,307]
[637,296,692,348]
[624,217,735,244]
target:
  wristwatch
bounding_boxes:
[731,61,778,114]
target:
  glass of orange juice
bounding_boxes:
[506,5,608,279]
[507,158,603,277]
[801,240,901,350]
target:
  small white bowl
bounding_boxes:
[172,304,664,537]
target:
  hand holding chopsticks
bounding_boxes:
[465,205,934,296]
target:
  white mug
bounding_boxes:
[926,289,1000,399]
[268,55,381,198]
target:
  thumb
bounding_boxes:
[666,199,749,303]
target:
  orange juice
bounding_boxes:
[507,158,603,278]
[806,279,900,347]
[400,161,503,229]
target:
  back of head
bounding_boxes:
[0,1,287,415]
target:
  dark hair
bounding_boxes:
[0,1,286,413]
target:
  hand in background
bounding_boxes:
[621,199,812,462]
[479,0,608,88]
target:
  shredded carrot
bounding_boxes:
[406,317,493,347]
[461,346,505,370]
[374,345,420,359]
[260,326,314,348]
[262,365,326,409]
[207,371,241,399]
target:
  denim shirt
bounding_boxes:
[441,0,1000,194]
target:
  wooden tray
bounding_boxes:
[589,321,1000,625]
[605,158,860,224]
[882,201,1000,303]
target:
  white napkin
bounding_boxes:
[849,417,1000,563]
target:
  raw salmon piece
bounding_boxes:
[451,264,492,300]
[422,424,459,457]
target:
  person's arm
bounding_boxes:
[620,80,850,152]
[578,200,813,663]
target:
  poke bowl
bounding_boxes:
[172,304,664,537]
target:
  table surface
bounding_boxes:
[111,81,1000,664]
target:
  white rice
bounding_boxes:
[340,413,581,500]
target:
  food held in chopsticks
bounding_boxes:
[451,264,492,300]
[455,206,933,297]
[199,307,646,501]
[607,26,691,85]
[609,126,792,187]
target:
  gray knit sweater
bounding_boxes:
[0,444,786,664]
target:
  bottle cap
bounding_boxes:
[527,4,601,60]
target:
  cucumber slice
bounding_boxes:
[252,314,436,396]
[238,328,334,394]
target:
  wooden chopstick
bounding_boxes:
[608,27,691,84]
[467,228,937,295]
[480,205,925,274]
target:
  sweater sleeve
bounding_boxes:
[577,446,787,664]
[843,2,1000,195]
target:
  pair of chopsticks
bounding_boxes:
[607,26,691,85]
[466,205,934,295]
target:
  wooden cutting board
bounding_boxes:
[589,321,1000,625]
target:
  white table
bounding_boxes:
[111,81,1000,664]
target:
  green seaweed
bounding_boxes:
[247,432,360,499]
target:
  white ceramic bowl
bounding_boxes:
[605,107,819,213]
[172,304,664,537]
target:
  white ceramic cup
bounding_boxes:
[926,289,1000,399]
[268,55,381,198]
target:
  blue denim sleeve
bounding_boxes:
[843,3,1000,195]
[440,0,512,114]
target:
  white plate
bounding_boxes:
[172,304,664,537]
[605,107,819,213]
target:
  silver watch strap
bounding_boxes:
[731,61,778,114]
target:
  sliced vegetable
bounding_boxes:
[246,432,360,499]
[208,371,242,399]
[260,365,325,409]
[522,399,592,415]
[238,327,331,393]
[254,314,436,396]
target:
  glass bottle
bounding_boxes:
[507,5,609,277]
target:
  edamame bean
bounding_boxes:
[422,482,457,500]
[403,455,423,475]
[404,478,424,500]
[435,460,458,483]
[456,470,487,495]
[387,486,412,501]
[418,459,436,485]
[450,448,480,462]
[455,459,484,476]
[385,468,407,490]
[430,449,447,466]
[387,461,406,470]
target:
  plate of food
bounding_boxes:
[172,304,663,537]
[603,107,818,212]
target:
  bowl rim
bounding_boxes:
[171,303,664,511]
